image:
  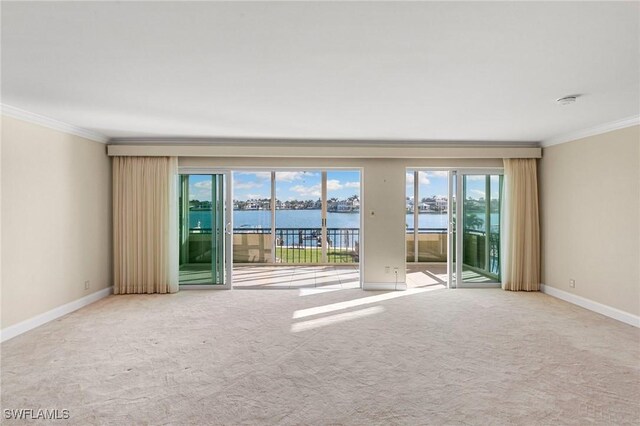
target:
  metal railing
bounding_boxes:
[406,228,447,234]
[273,228,359,264]
[463,229,500,275]
[187,227,359,264]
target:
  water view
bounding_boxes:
[189,210,498,231]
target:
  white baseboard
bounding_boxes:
[0,286,114,343]
[540,284,639,328]
[363,282,407,291]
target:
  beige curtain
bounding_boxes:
[501,158,540,291]
[113,156,178,294]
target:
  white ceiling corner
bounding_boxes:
[541,115,640,147]
[2,104,109,143]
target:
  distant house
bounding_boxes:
[327,197,359,213]
[336,201,351,212]
[258,200,270,210]
[420,196,447,212]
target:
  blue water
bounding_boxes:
[189,210,498,230]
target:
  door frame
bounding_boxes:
[406,167,503,289]
[182,166,364,290]
[404,168,452,288]
[229,167,363,288]
[454,168,503,288]
[178,168,233,290]
[447,170,457,289]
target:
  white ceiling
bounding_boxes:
[2,2,639,143]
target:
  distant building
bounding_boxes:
[336,201,351,212]
[327,196,359,213]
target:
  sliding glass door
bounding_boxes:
[405,170,449,263]
[178,172,232,288]
[232,169,361,267]
[232,172,273,263]
[456,171,503,287]
[404,170,450,288]
[407,169,503,288]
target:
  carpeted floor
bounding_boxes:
[1,288,639,425]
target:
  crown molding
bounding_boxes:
[1,104,109,143]
[541,115,640,148]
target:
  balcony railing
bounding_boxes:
[274,228,359,264]
[187,227,359,264]
[186,226,498,272]
[462,229,500,276]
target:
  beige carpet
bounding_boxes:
[1,288,639,425]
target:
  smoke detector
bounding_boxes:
[556,95,579,106]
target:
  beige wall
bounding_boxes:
[1,116,112,328]
[180,156,503,285]
[540,125,640,316]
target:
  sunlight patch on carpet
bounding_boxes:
[292,286,444,319]
[290,306,385,333]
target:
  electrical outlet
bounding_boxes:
[385,266,390,274]
[84,280,90,290]
[569,279,575,288]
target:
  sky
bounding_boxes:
[187,171,361,201]
[188,170,499,202]
[188,175,216,201]
[405,171,501,201]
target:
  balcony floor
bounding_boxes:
[406,263,497,287]
[406,263,448,288]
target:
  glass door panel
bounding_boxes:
[406,169,450,288]
[232,172,273,263]
[458,173,502,285]
[326,170,361,264]
[405,171,415,262]
[489,175,503,276]
[274,171,322,264]
[448,171,457,288]
[179,174,228,286]
[417,171,448,262]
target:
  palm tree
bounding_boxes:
[464,213,484,230]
